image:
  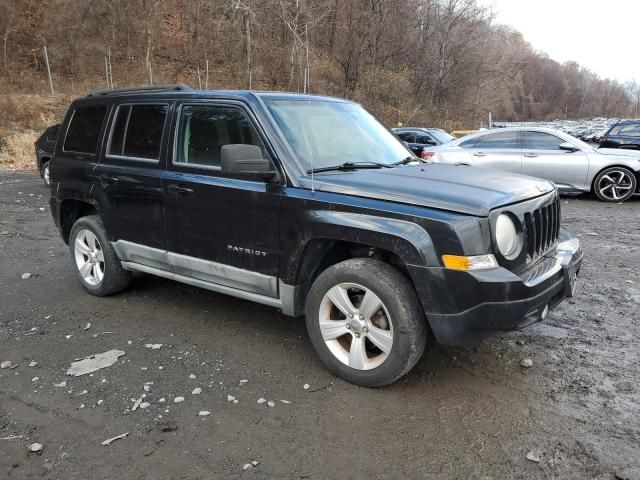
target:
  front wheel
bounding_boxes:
[69,215,131,296]
[305,258,427,387]
[593,167,637,202]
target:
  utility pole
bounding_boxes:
[43,46,54,95]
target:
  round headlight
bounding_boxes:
[495,214,519,259]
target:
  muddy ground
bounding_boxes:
[0,171,639,479]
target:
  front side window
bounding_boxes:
[415,133,435,145]
[397,132,414,142]
[523,132,564,150]
[265,100,410,171]
[474,131,519,150]
[108,104,168,160]
[175,105,266,168]
[64,105,107,154]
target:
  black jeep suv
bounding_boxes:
[49,85,582,386]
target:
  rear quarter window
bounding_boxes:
[63,105,107,154]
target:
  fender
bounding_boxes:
[280,209,440,286]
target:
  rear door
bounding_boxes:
[163,101,282,297]
[466,130,522,173]
[521,131,589,190]
[92,102,171,265]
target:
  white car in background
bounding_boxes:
[424,127,640,202]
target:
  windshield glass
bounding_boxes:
[265,99,411,171]
[429,130,455,144]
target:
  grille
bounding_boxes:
[524,197,560,261]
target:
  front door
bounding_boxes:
[163,102,282,298]
[521,131,589,190]
[468,130,522,173]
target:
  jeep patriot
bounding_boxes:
[49,85,582,386]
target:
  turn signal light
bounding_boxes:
[442,254,498,271]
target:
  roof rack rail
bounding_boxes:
[87,84,193,97]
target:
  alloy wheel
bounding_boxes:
[597,169,634,201]
[73,229,105,286]
[318,282,393,370]
[43,163,50,186]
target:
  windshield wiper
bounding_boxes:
[392,156,424,166]
[307,161,393,174]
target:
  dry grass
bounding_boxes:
[0,91,70,172]
[0,130,40,171]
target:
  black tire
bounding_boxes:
[305,258,427,387]
[593,166,637,202]
[41,161,50,187]
[68,215,131,296]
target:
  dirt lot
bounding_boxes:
[0,171,639,480]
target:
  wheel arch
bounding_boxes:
[59,199,99,243]
[281,211,440,317]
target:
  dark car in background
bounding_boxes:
[599,120,640,151]
[392,127,455,157]
[35,124,60,186]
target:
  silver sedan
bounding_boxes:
[425,127,640,202]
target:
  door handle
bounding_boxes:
[168,184,195,196]
[523,153,538,158]
[473,152,487,157]
[99,175,119,185]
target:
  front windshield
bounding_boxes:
[265,99,411,171]
[429,130,455,144]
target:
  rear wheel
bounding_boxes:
[305,258,427,387]
[593,167,637,202]
[41,161,50,187]
[69,215,131,296]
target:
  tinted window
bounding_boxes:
[619,124,640,137]
[415,133,435,145]
[108,104,167,159]
[397,132,414,142]
[523,132,564,150]
[474,131,519,149]
[64,105,107,154]
[176,105,266,167]
[46,126,60,141]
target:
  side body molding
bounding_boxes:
[111,240,298,316]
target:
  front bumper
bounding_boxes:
[410,234,583,346]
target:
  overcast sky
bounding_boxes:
[479,0,639,84]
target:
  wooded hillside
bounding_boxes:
[1,0,639,129]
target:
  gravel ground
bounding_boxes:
[1,172,639,480]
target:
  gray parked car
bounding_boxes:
[424,127,640,202]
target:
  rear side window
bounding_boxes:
[108,104,168,160]
[474,131,519,149]
[64,105,107,154]
[523,132,564,150]
[175,105,266,168]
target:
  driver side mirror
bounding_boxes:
[221,144,279,182]
[559,142,579,152]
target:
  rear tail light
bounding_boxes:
[421,150,435,160]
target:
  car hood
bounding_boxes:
[300,164,555,216]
